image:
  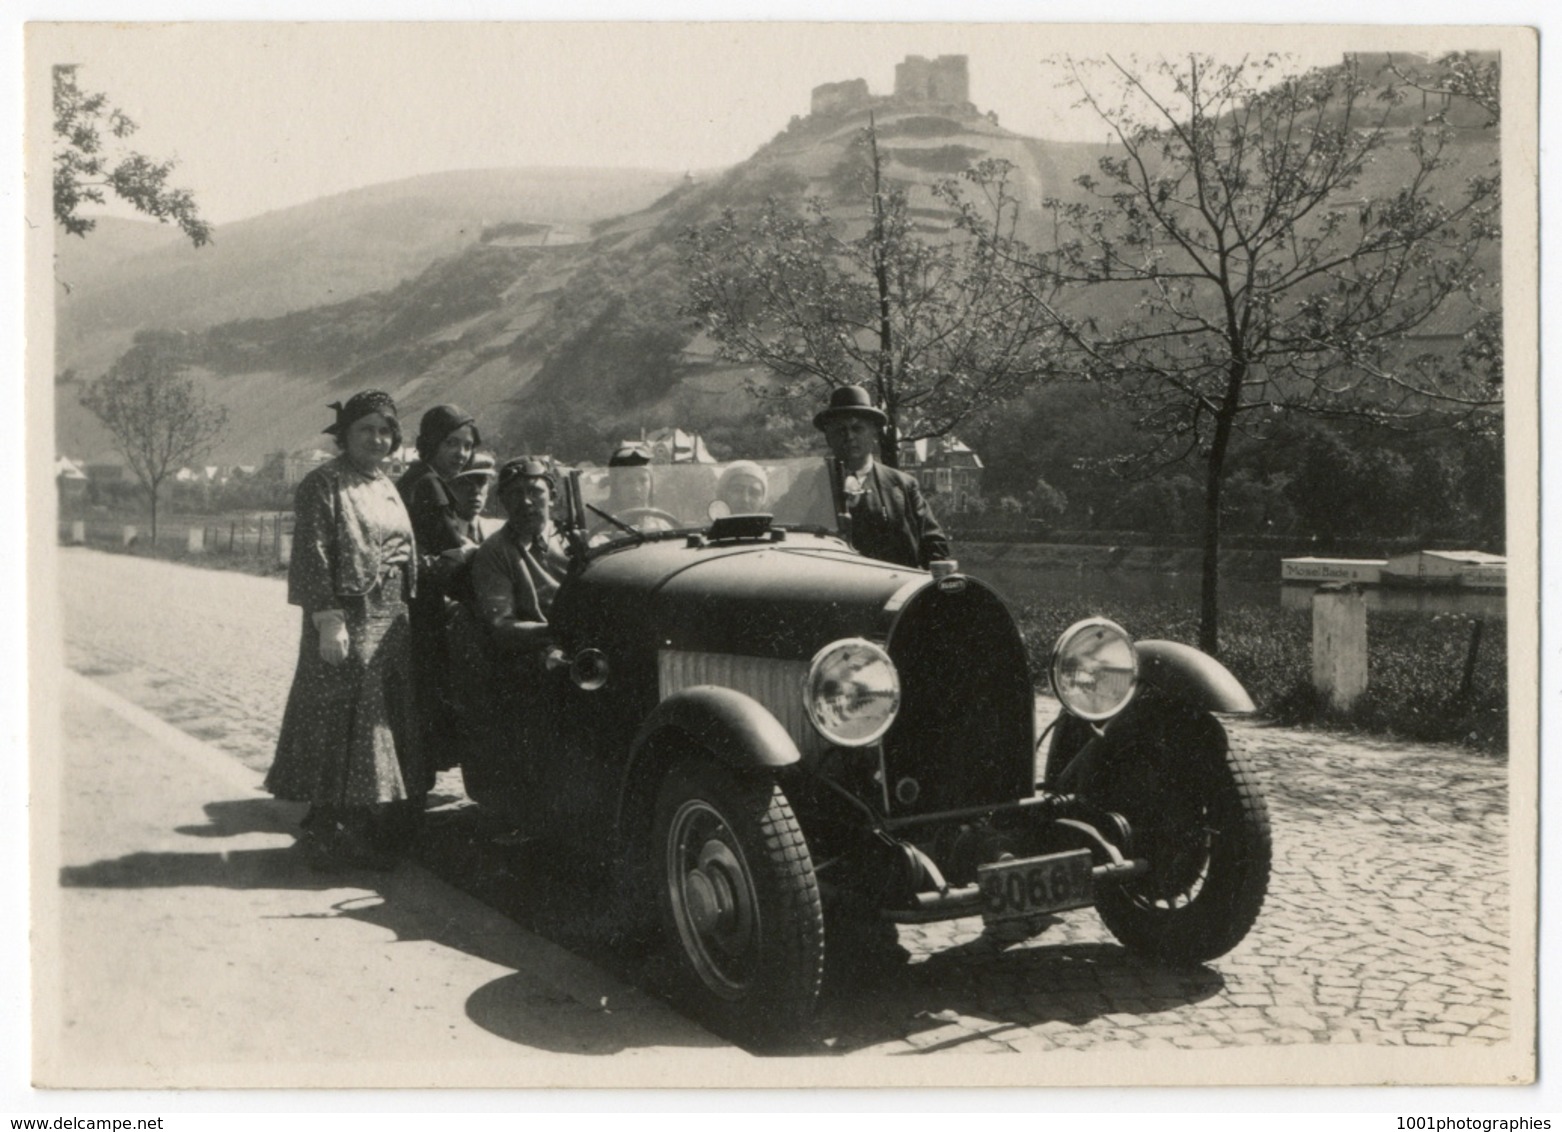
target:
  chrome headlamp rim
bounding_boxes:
[1049,616,1139,722]
[803,636,901,748]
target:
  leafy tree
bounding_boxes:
[1024,53,1500,652]
[53,64,212,247]
[683,124,1062,466]
[1282,423,1417,543]
[80,332,228,542]
[1025,477,1069,524]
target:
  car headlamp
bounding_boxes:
[804,638,900,747]
[1050,618,1138,721]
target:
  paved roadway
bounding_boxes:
[53,547,1517,1066]
[41,671,735,1088]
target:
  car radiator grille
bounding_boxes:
[658,649,827,758]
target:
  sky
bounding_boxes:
[24,19,1506,226]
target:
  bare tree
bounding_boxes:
[1026,53,1500,653]
[683,124,1061,466]
[80,333,228,542]
[53,64,212,247]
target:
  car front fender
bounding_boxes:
[630,685,803,773]
[614,686,803,854]
[1134,640,1255,714]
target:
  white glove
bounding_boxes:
[313,609,350,666]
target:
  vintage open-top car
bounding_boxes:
[454,456,1272,1042]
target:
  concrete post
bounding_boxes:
[69,520,85,545]
[278,533,292,565]
[187,527,205,554]
[121,525,138,547]
[1312,583,1368,711]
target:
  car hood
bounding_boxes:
[570,535,929,660]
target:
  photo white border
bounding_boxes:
[6,0,1552,1115]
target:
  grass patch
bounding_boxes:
[1012,598,1506,753]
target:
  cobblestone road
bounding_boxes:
[56,548,1515,1057]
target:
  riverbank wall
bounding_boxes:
[957,540,1278,580]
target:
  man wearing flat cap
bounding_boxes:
[814,385,950,570]
[471,457,570,654]
[452,457,569,795]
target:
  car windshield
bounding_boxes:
[571,457,845,547]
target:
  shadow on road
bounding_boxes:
[174,796,301,838]
[59,846,345,891]
[811,936,1226,1054]
[410,803,1231,1055]
[60,791,1227,1056]
[57,799,720,1055]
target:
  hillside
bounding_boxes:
[53,166,688,382]
[55,58,1499,470]
[56,95,1113,465]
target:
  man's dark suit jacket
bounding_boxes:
[847,462,951,569]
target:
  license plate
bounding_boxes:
[977,849,1094,924]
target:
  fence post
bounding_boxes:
[121,525,138,548]
[1312,583,1368,711]
[1458,618,1485,700]
[187,527,204,554]
[229,521,236,553]
[69,520,85,545]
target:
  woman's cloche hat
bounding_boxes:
[323,389,400,437]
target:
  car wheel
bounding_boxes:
[1083,710,1271,966]
[652,758,824,1042]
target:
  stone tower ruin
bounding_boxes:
[810,78,871,117]
[893,55,969,104]
[809,54,973,117]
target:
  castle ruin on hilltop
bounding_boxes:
[810,54,972,117]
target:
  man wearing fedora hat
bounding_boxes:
[814,384,950,570]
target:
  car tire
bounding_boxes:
[1084,710,1271,966]
[651,758,824,1043]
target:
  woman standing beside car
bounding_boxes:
[266,390,428,871]
[397,404,486,769]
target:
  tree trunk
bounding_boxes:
[1198,456,1222,656]
[1200,374,1243,656]
[149,484,160,545]
[866,116,899,472]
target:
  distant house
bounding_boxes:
[282,448,334,486]
[898,436,983,510]
[85,463,134,486]
[56,456,89,506]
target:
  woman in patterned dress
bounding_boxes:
[266,390,428,871]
